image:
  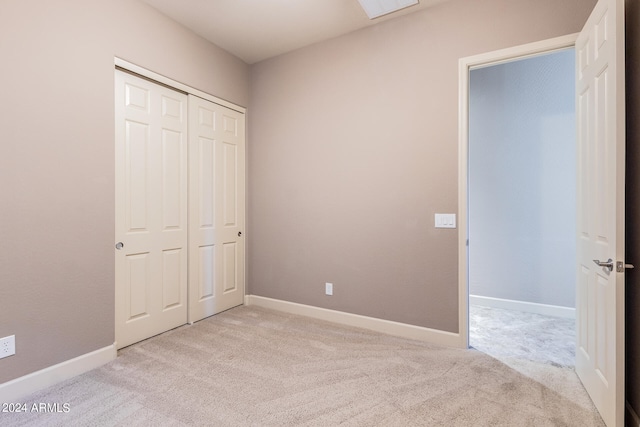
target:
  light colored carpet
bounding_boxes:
[468,304,597,416]
[3,306,604,426]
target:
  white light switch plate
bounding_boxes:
[435,213,456,229]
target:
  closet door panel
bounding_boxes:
[115,70,188,349]
[188,95,245,323]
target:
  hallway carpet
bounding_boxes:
[3,306,603,426]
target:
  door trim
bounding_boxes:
[457,33,578,348]
[114,57,246,114]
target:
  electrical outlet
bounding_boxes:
[0,335,15,359]
[325,282,333,296]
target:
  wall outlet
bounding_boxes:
[0,335,15,359]
[325,282,333,296]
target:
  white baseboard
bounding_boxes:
[245,295,464,348]
[469,295,575,319]
[628,401,640,427]
[0,344,116,403]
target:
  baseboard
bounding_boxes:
[0,344,117,403]
[628,401,640,427]
[469,295,575,319]
[245,295,463,348]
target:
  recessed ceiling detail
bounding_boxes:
[358,0,420,19]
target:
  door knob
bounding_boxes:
[115,242,124,250]
[593,258,614,272]
[238,231,242,237]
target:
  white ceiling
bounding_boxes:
[142,0,447,64]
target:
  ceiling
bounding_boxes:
[142,0,446,64]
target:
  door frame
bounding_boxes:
[114,58,246,114]
[457,33,578,348]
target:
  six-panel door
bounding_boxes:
[188,95,245,323]
[115,70,189,349]
[575,0,626,425]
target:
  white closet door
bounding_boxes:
[188,95,245,323]
[115,70,188,349]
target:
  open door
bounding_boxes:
[575,0,626,425]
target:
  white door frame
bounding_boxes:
[457,33,578,348]
[114,58,246,115]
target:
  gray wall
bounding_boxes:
[468,50,576,308]
[0,0,249,384]
[248,0,596,332]
[625,0,640,420]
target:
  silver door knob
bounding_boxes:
[593,258,614,272]
[115,242,124,250]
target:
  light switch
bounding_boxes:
[435,213,456,229]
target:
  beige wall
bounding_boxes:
[248,0,596,332]
[0,0,248,384]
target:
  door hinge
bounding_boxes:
[616,261,635,273]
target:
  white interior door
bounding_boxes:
[575,0,625,425]
[115,70,188,349]
[188,95,245,323]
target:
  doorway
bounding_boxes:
[459,5,627,420]
[467,48,577,367]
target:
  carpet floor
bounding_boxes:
[2,306,604,426]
